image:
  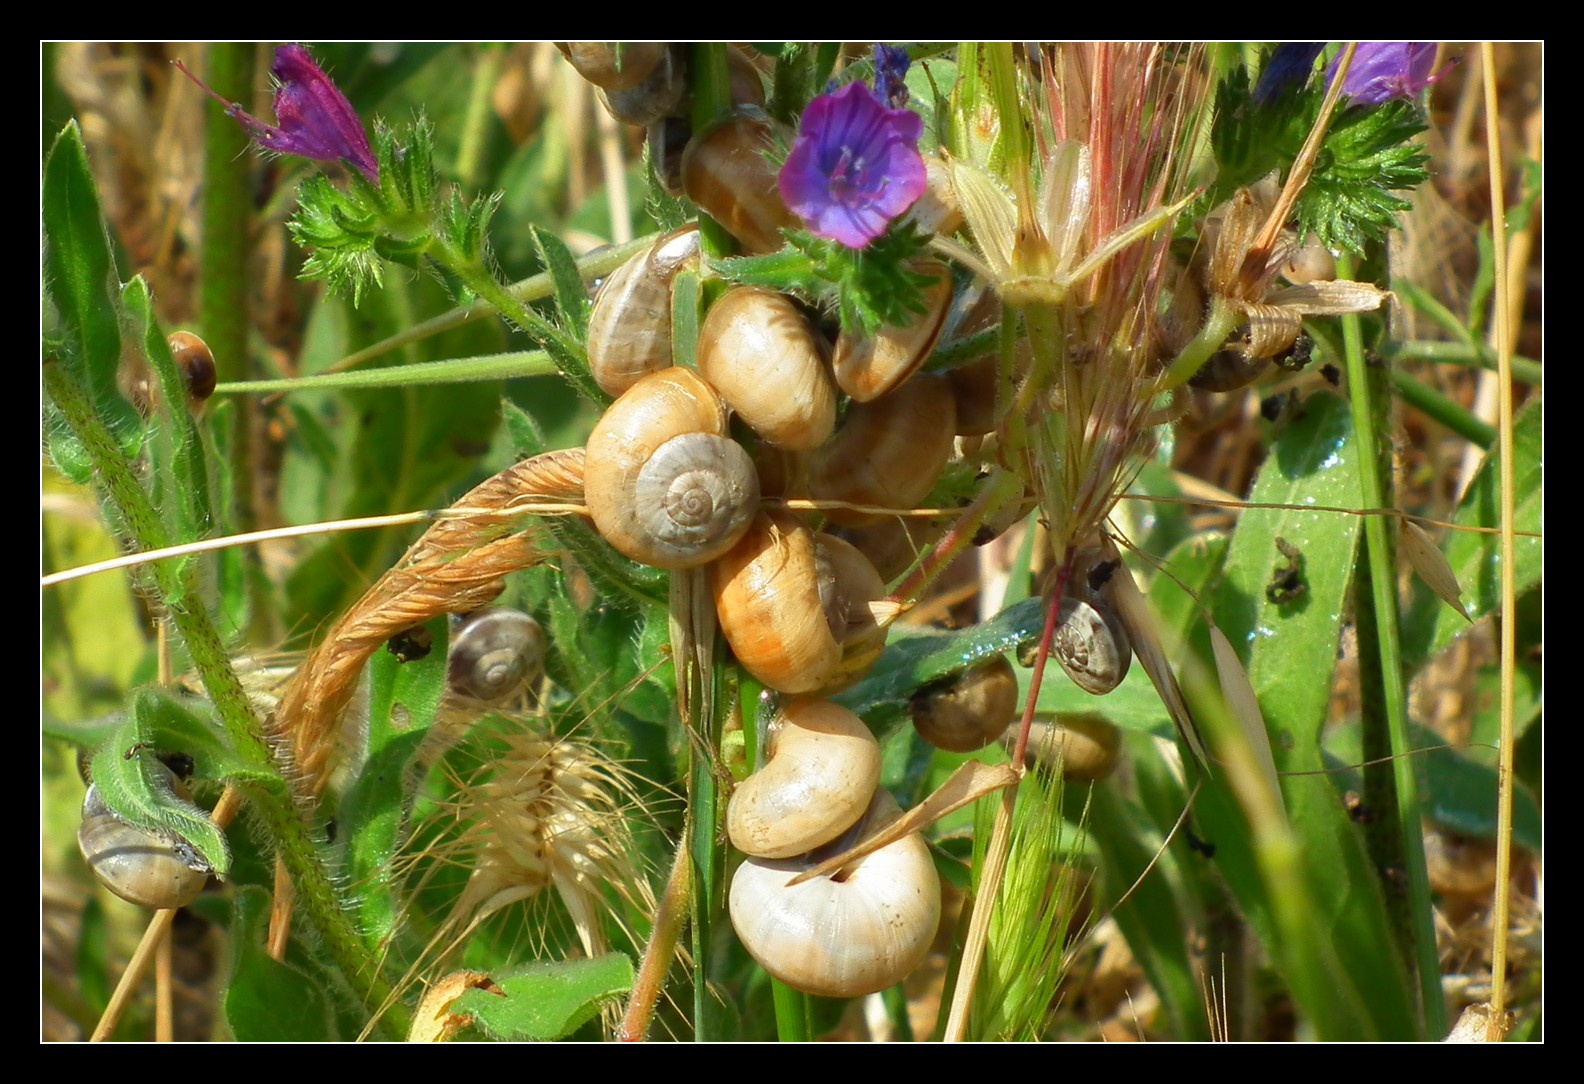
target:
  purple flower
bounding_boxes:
[778,81,927,250]
[1327,43,1439,105]
[177,44,377,181]
[1254,43,1324,104]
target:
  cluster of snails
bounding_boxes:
[78,758,214,911]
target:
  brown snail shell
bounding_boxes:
[727,697,881,859]
[168,331,217,406]
[584,368,760,569]
[586,225,699,396]
[807,373,957,527]
[78,767,211,910]
[595,46,687,126]
[1050,595,1132,695]
[729,788,941,998]
[557,43,667,91]
[681,111,798,254]
[910,654,1020,753]
[447,609,547,703]
[698,287,836,451]
[832,260,953,402]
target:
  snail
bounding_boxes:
[807,373,957,527]
[729,788,941,998]
[727,698,881,859]
[910,654,1020,753]
[712,511,887,695]
[681,110,798,254]
[1022,546,1132,695]
[586,225,699,396]
[594,46,687,127]
[168,331,217,406]
[584,368,760,569]
[556,42,668,91]
[447,608,547,703]
[831,260,953,402]
[1010,713,1123,781]
[900,155,964,238]
[698,287,836,451]
[78,763,211,910]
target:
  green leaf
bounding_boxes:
[1296,101,1430,256]
[530,226,591,340]
[43,123,139,448]
[452,954,634,1040]
[1401,396,1543,671]
[223,886,337,1041]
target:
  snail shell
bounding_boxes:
[557,42,667,91]
[807,373,957,527]
[586,225,699,396]
[832,260,953,402]
[1189,344,1271,392]
[712,512,886,695]
[729,788,941,998]
[1050,596,1132,695]
[1011,714,1123,781]
[910,654,1020,753]
[447,608,547,702]
[698,287,836,451]
[168,331,217,406]
[681,111,798,254]
[727,698,881,859]
[78,773,210,910]
[900,155,964,238]
[584,369,760,569]
[595,46,687,126]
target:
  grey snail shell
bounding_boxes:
[1045,547,1133,695]
[447,608,547,703]
[584,368,760,569]
[78,763,211,910]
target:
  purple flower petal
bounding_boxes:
[778,81,927,249]
[177,44,376,181]
[1327,43,1439,105]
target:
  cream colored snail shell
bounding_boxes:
[585,369,760,569]
[586,225,699,396]
[729,788,941,998]
[832,260,953,403]
[1011,714,1123,781]
[910,654,1020,753]
[698,287,836,451]
[447,608,547,702]
[807,373,957,527]
[681,111,798,254]
[727,698,881,859]
[78,776,210,910]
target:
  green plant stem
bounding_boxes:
[1335,256,1444,1037]
[1383,339,1541,386]
[1163,295,1241,389]
[1389,367,1496,448]
[617,832,692,1041]
[43,360,403,1036]
[771,980,812,1041]
[689,43,736,260]
[456,45,503,191]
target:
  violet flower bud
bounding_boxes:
[873,44,912,110]
[1254,43,1324,104]
[1327,42,1439,105]
[177,44,377,182]
[777,81,927,250]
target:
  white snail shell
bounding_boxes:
[447,608,547,702]
[698,286,836,451]
[727,698,881,859]
[78,778,210,911]
[729,789,941,998]
[584,368,760,569]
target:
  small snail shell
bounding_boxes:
[595,46,687,126]
[712,511,842,694]
[557,42,667,91]
[585,369,760,569]
[586,225,699,396]
[910,654,1020,753]
[447,609,547,702]
[727,698,881,859]
[1280,236,1336,286]
[1051,595,1132,695]
[807,373,957,527]
[78,775,210,910]
[814,532,890,692]
[729,789,941,998]
[1011,714,1123,781]
[681,111,798,254]
[1189,344,1271,392]
[900,155,964,238]
[832,260,953,402]
[168,331,217,406]
[698,287,836,451]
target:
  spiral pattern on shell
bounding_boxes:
[447,609,546,703]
